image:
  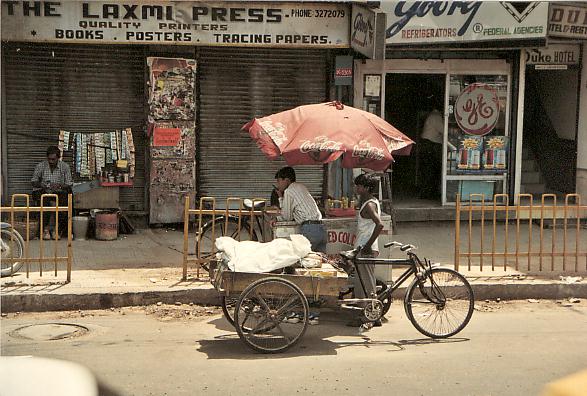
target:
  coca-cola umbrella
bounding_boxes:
[242,101,414,171]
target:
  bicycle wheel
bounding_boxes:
[1,228,25,277]
[195,217,257,268]
[221,295,238,327]
[404,267,474,339]
[234,277,309,353]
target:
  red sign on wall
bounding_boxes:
[153,127,181,147]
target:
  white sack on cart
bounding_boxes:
[215,234,312,273]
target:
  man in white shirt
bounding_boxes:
[419,108,444,200]
[275,167,326,252]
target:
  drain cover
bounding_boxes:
[10,323,89,341]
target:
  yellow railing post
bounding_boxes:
[67,194,72,282]
[3,193,72,280]
[454,194,460,271]
[183,195,190,281]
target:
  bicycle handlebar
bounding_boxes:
[383,241,416,252]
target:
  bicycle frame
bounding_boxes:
[340,251,438,308]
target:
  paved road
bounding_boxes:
[2,300,587,396]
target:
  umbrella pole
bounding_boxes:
[381,169,397,234]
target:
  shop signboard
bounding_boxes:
[548,3,587,39]
[351,4,386,59]
[525,44,581,66]
[382,1,548,44]
[1,1,349,47]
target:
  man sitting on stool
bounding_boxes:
[274,166,326,253]
[31,145,73,240]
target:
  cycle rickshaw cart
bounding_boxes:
[209,242,475,354]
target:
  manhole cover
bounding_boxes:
[9,323,89,341]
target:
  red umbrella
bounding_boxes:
[243,101,414,171]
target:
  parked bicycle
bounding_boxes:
[340,241,474,338]
[1,222,25,277]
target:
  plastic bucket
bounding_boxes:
[72,216,90,240]
[95,211,118,241]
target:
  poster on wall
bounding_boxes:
[147,57,196,121]
[153,127,181,147]
[483,136,508,173]
[457,136,483,172]
[150,122,195,159]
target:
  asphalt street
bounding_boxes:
[1,300,587,396]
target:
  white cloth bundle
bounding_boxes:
[215,234,312,273]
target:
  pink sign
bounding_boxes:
[454,83,500,136]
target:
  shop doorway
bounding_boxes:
[522,68,578,196]
[384,73,445,203]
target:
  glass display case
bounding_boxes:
[444,74,510,204]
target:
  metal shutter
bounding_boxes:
[198,47,327,205]
[2,42,146,212]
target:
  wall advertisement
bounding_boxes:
[382,1,548,44]
[1,1,349,47]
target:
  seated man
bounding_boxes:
[31,145,73,239]
[274,166,326,253]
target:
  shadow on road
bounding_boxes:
[196,312,470,359]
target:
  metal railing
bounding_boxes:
[455,194,586,273]
[182,196,268,281]
[1,194,73,281]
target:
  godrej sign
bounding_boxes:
[382,1,548,44]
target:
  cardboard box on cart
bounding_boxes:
[264,212,394,283]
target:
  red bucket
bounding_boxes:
[95,211,118,241]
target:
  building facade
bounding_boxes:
[1,1,351,222]
[351,1,586,207]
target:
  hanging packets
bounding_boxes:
[125,128,135,178]
[75,133,82,174]
[58,130,65,157]
[105,133,111,164]
[110,131,118,162]
[95,133,105,172]
[89,135,95,177]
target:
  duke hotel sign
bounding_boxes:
[1,1,349,47]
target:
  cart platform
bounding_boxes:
[210,260,349,298]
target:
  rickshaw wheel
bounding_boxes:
[234,277,309,353]
[221,295,238,327]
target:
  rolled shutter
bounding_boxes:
[2,42,146,212]
[198,47,327,205]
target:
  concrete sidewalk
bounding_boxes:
[1,226,586,312]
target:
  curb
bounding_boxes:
[2,283,586,313]
[1,288,221,313]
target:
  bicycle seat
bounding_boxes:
[243,199,266,210]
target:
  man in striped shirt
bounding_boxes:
[275,167,326,252]
[31,146,73,239]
